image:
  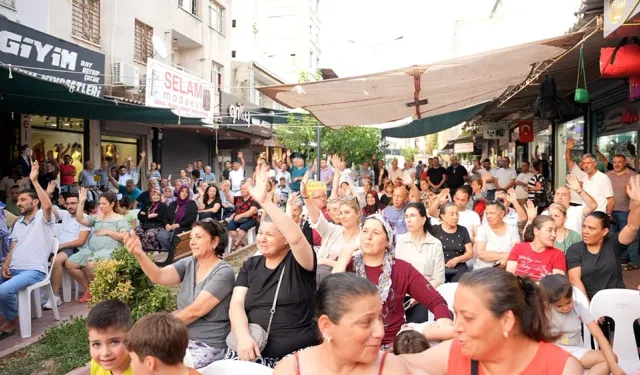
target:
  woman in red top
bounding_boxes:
[400,268,582,375]
[332,214,453,350]
[506,213,566,282]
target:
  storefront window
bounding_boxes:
[101,136,138,167]
[31,115,84,180]
[597,131,638,170]
[554,117,584,189]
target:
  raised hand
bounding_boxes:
[525,200,538,220]
[286,149,291,157]
[566,175,582,191]
[123,230,144,256]
[300,171,311,197]
[140,151,146,158]
[627,175,640,202]
[46,180,56,196]
[287,191,300,206]
[30,161,40,182]
[401,174,414,186]
[507,188,518,204]
[593,145,599,153]
[238,151,244,159]
[79,187,87,203]
[249,166,269,205]
[566,138,575,150]
[438,189,450,204]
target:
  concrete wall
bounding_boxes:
[0,0,49,32]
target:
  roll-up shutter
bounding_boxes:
[161,130,211,180]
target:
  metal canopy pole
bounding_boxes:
[316,120,321,181]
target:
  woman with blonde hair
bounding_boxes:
[546,203,581,253]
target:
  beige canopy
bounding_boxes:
[258,32,585,127]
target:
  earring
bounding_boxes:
[322,332,332,343]
[503,331,509,338]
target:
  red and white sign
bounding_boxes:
[145,58,213,120]
[518,120,534,143]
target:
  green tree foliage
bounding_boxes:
[425,133,439,154]
[401,147,419,162]
[323,127,387,165]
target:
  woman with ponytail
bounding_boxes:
[505,210,566,282]
[400,268,583,375]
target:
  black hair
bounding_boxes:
[100,191,119,208]
[315,273,378,329]
[586,211,611,230]
[119,165,127,170]
[532,160,544,173]
[394,330,430,355]
[405,202,433,235]
[191,169,201,179]
[86,299,132,333]
[459,268,559,342]
[203,185,222,206]
[18,188,38,201]
[10,184,19,191]
[495,188,508,195]
[119,195,131,211]
[191,219,228,258]
[523,215,555,242]
[455,185,472,199]
[85,200,97,213]
[65,193,80,201]
[483,158,491,163]
[539,275,573,304]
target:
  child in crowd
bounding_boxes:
[87,300,133,375]
[118,196,137,228]
[539,275,623,375]
[394,318,455,354]
[124,313,200,375]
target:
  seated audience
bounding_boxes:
[67,190,131,303]
[157,185,198,251]
[333,213,452,350]
[197,185,222,220]
[540,275,623,375]
[362,190,383,217]
[400,268,582,374]
[135,189,168,250]
[430,202,473,283]
[125,313,200,375]
[274,273,416,374]
[546,203,581,253]
[228,166,317,368]
[46,193,91,309]
[109,175,142,209]
[125,219,234,368]
[87,299,133,375]
[286,192,316,248]
[379,181,394,208]
[0,163,55,337]
[118,196,137,229]
[228,180,260,250]
[473,200,521,270]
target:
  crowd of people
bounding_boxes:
[1,142,639,375]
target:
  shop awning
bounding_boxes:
[381,102,488,138]
[0,66,207,125]
[258,32,585,128]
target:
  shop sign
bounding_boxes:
[598,105,640,134]
[21,114,31,146]
[454,142,474,153]
[518,120,534,143]
[145,58,215,120]
[0,18,106,98]
[483,122,509,139]
[605,0,640,38]
[220,92,274,138]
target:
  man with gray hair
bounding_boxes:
[578,153,614,214]
[78,161,97,189]
[109,175,142,209]
[201,165,216,183]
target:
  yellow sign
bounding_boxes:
[306,181,326,193]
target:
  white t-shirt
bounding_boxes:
[275,170,291,187]
[0,177,16,192]
[581,170,613,213]
[494,168,517,189]
[478,168,497,190]
[570,164,587,205]
[542,205,584,235]
[515,172,534,200]
[56,209,91,245]
[473,224,521,270]
[229,168,244,196]
[458,209,481,240]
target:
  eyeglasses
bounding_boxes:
[486,200,506,211]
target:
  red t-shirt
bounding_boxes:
[447,339,570,374]
[347,258,453,345]
[59,163,76,185]
[507,243,566,282]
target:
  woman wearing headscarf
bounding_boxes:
[332,213,453,351]
[362,190,382,218]
[157,184,198,250]
[135,188,168,249]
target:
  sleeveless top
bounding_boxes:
[294,351,388,375]
[447,339,570,374]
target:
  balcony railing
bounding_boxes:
[0,0,16,9]
[171,63,203,79]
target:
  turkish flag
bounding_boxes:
[519,120,534,143]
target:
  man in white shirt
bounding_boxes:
[452,187,481,242]
[275,161,292,188]
[493,157,517,191]
[229,152,246,198]
[45,193,90,308]
[478,159,498,200]
[579,154,614,214]
[514,161,534,206]
[565,138,586,205]
[541,175,598,234]
[388,158,404,183]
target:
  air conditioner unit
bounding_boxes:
[113,61,140,88]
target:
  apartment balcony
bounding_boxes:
[171,6,204,47]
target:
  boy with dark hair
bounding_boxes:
[86,300,133,375]
[125,313,199,374]
[393,330,430,355]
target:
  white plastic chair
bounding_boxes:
[199,360,274,374]
[183,348,194,368]
[52,223,63,239]
[244,227,257,245]
[17,237,61,338]
[572,286,592,350]
[590,289,640,373]
[436,282,458,319]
